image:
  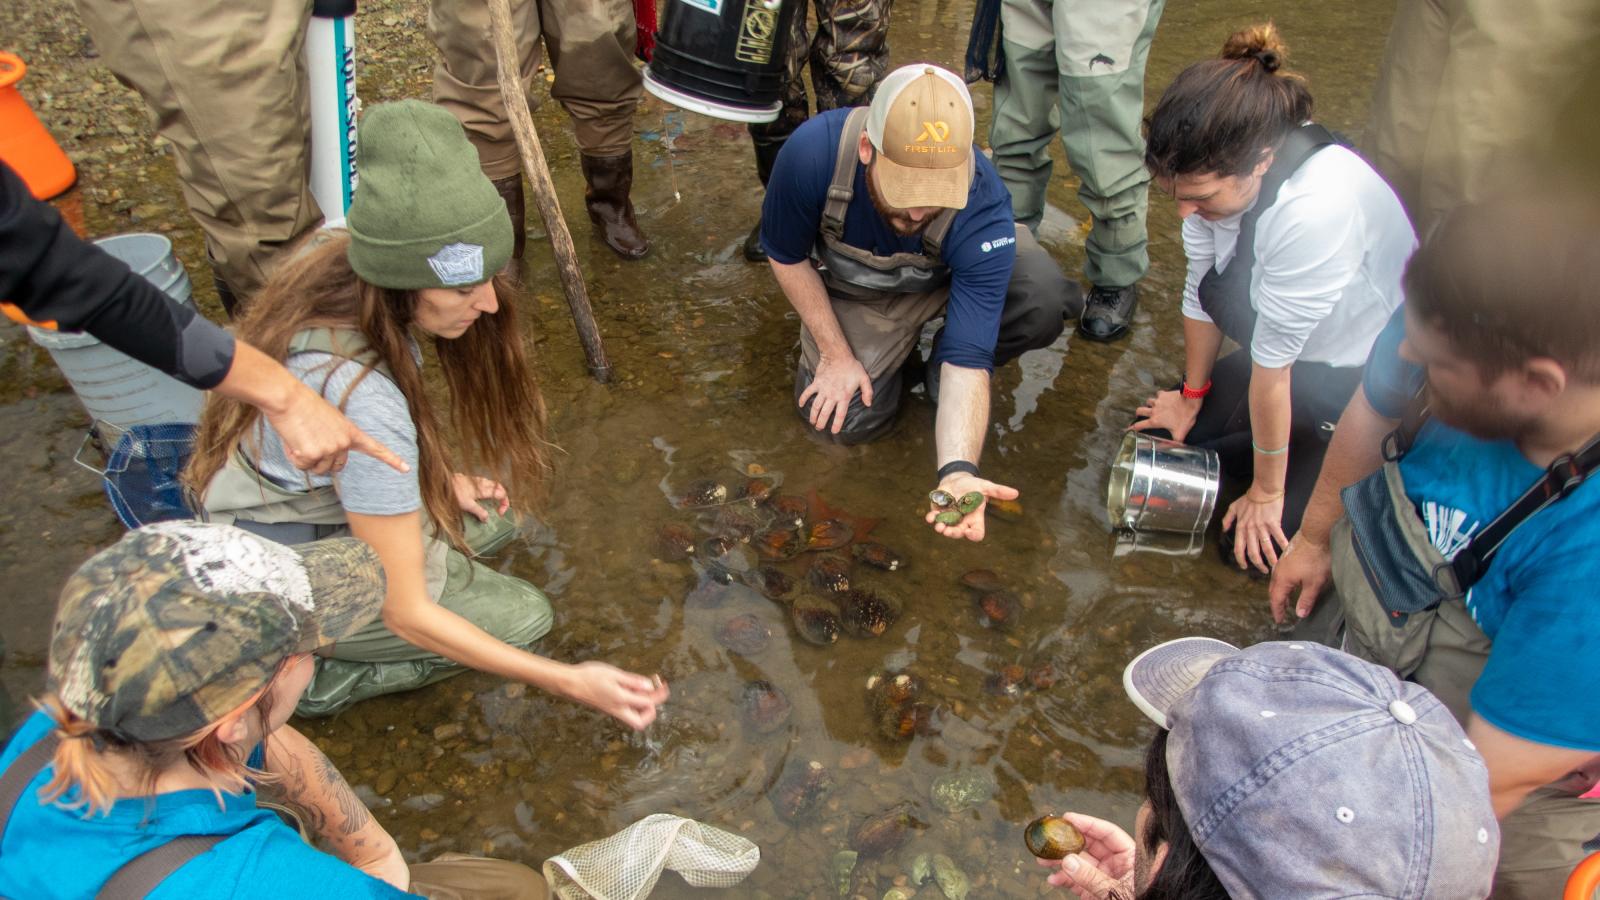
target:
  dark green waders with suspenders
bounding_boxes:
[0,734,224,898]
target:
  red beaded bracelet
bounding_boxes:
[1181,379,1212,399]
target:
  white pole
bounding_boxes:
[305,6,358,227]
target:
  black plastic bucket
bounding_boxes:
[643,0,801,123]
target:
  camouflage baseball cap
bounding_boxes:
[48,522,386,742]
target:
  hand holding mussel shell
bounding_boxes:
[1024,814,1086,859]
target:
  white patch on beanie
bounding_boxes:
[427,242,485,287]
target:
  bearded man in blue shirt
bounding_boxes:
[760,63,1079,542]
[1268,195,1600,898]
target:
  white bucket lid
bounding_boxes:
[643,68,781,124]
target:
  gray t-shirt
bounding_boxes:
[253,350,421,515]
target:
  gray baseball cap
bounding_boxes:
[1123,638,1499,899]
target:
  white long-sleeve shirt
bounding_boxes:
[1180,145,1416,369]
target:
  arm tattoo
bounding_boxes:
[273,735,374,842]
[315,745,374,836]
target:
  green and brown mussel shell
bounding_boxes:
[928,488,956,509]
[955,491,985,515]
[1024,815,1086,859]
[768,758,834,823]
[934,510,964,526]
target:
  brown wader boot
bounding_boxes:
[492,175,527,260]
[580,151,649,260]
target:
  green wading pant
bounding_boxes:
[989,0,1165,289]
[72,0,321,302]
[747,0,895,183]
[1362,0,1600,236]
[1298,475,1600,900]
[429,0,643,179]
[296,511,554,718]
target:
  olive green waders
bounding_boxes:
[988,0,1164,290]
[1300,461,1600,900]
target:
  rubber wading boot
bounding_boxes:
[1078,283,1139,342]
[491,175,527,260]
[743,220,766,262]
[581,151,649,260]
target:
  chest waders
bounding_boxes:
[792,107,960,442]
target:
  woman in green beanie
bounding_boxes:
[185,100,669,726]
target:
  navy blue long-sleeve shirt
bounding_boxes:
[760,109,1019,372]
[0,161,233,389]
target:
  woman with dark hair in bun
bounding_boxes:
[1130,25,1415,574]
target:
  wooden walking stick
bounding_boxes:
[486,0,614,383]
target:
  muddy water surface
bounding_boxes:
[4,0,1391,895]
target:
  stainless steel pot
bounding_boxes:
[1106,431,1221,535]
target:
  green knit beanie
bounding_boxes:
[346,100,512,290]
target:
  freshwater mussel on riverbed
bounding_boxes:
[740,680,792,734]
[840,588,900,638]
[768,758,834,823]
[790,593,842,645]
[1025,815,1086,859]
[866,670,939,741]
[753,525,802,561]
[714,613,770,656]
[976,590,1022,629]
[804,518,854,551]
[655,523,696,561]
[851,540,903,571]
[677,478,728,508]
[807,552,851,593]
[753,565,796,602]
[849,802,921,856]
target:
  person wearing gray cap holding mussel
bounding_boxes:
[1029,638,1499,899]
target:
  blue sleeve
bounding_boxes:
[759,117,834,265]
[1469,565,1600,752]
[931,163,1015,372]
[1361,304,1422,419]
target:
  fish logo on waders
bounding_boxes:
[1089,53,1116,70]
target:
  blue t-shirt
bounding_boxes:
[760,108,1020,372]
[0,712,410,899]
[1365,308,1600,751]
[1361,304,1423,418]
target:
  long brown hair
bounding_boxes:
[1144,23,1314,180]
[184,233,550,551]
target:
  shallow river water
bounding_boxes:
[4,0,1393,895]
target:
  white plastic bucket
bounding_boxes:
[26,233,205,428]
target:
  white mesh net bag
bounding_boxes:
[542,814,760,900]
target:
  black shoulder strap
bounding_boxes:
[1440,432,1600,593]
[0,731,227,899]
[1231,123,1341,281]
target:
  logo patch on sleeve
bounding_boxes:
[980,234,1017,253]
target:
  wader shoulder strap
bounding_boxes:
[1228,123,1342,286]
[0,732,58,838]
[821,108,872,242]
[1443,431,1600,591]
[0,731,227,899]
[1381,388,1432,462]
[97,834,226,900]
[819,108,958,259]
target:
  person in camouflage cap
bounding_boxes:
[0,522,549,898]
[49,521,386,743]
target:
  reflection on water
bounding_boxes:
[2,0,1393,896]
